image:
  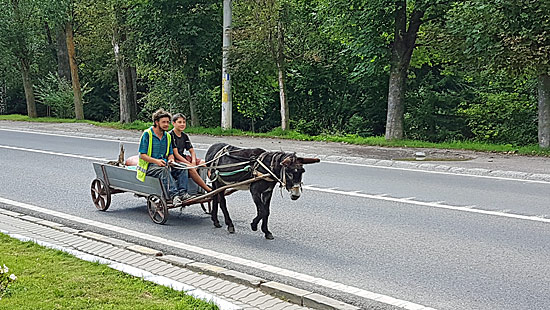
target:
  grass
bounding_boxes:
[0,233,218,310]
[1,114,549,156]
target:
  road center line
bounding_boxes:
[0,145,109,161]
[2,144,549,223]
[2,127,549,184]
[0,196,436,310]
[304,185,550,224]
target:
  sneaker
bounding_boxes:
[180,193,192,201]
[172,195,182,206]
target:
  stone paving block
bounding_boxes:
[187,261,228,276]
[240,291,267,305]
[157,254,194,268]
[223,284,248,297]
[202,278,226,291]
[78,231,134,248]
[261,281,311,305]
[247,294,274,307]
[232,287,257,300]
[193,275,216,287]
[0,209,22,217]
[36,219,64,228]
[215,282,242,295]
[174,271,203,283]
[220,269,264,287]
[303,293,360,310]
[127,244,162,256]
[55,226,82,234]
[156,266,186,278]
[19,215,42,222]
[263,300,290,310]
[148,263,173,275]
[254,297,280,309]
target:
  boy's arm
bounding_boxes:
[173,147,187,163]
[188,148,197,165]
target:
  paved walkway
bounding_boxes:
[0,209,321,310]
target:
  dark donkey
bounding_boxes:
[205,143,320,239]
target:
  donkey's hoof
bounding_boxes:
[214,222,222,228]
[250,222,258,231]
[228,226,235,234]
[265,233,274,240]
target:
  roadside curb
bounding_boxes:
[0,208,361,310]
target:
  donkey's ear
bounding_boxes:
[281,157,293,167]
[297,157,320,165]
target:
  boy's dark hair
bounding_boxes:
[172,113,186,122]
[152,108,172,127]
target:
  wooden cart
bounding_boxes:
[90,162,269,225]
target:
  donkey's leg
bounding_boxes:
[218,190,235,233]
[260,189,274,239]
[250,181,269,231]
[211,183,222,228]
[250,184,265,231]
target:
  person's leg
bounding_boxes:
[147,164,179,199]
[189,168,211,192]
[171,168,189,196]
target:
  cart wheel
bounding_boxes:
[147,195,168,224]
[91,178,111,211]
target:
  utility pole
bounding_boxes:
[221,0,232,129]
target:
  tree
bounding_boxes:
[0,0,44,118]
[446,0,550,147]
[127,0,221,126]
[233,0,291,130]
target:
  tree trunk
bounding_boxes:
[20,59,37,118]
[113,7,137,124]
[385,2,424,140]
[277,19,289,131]
[56,27,71,81]
[66,22,84,119]
[386,64,407,139]
[538,74,550,148]
[188,77,199,127]
[44,21,57,63]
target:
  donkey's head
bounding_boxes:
[280,156,320,200]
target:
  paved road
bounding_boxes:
[1,125,549,310]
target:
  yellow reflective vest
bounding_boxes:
[136,128,172,182]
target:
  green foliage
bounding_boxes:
[458,90,537,145]
[35,72,92,119]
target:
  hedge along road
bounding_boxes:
[0,128,549,310]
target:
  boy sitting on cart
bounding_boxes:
[136,108,191,206]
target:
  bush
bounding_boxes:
[458,91,537,145]
[35,73,91,119]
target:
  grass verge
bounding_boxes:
[1,114,549,156]
[0,233,218,310]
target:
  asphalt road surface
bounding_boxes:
[1,127,549,310]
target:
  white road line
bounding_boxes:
[0,127,136,144]
[2,143,549,223]
[0,196,436,310]
[304,185,550,224]
[2,127,549,184]
[321,160,550,185]
[0,145,108,161]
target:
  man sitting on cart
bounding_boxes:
[136,108,190,206]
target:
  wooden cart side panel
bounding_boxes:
[93,163,164,197]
